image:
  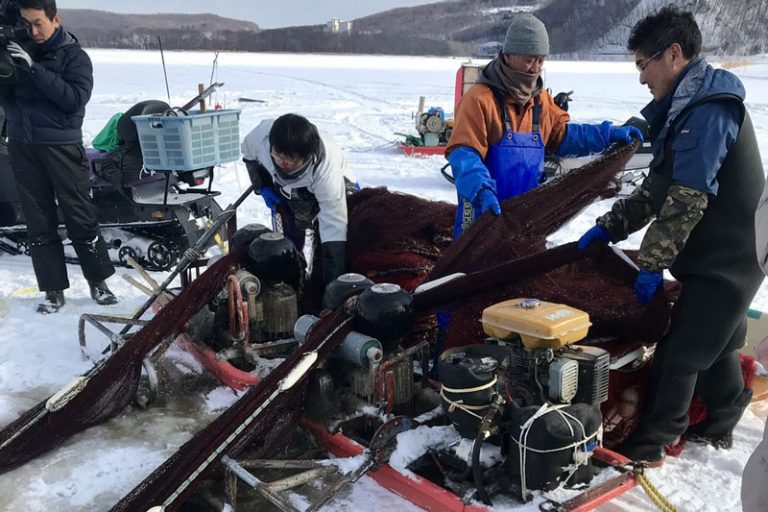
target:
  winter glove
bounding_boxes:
[259,186,282,212]
[7,42,32,68]
[634,269,663,305]
[448,146,496,203]
[477,188,501,216]
[608,125,644,144]
[577,225,610,251]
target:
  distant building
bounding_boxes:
[474,41,502,58]
[326,17,353,34]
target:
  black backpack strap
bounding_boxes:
[492,89,512,132]
[493,89,541,134]
[532,95,541,133]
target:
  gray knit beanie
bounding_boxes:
[502,13,550,56]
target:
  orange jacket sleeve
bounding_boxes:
[447,84,570,159]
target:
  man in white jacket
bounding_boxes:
[241,114,356,286]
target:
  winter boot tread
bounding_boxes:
[37,290,65,314]
[89,280,118,305]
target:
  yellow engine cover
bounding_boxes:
[481,298,591,349]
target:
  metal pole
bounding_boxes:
[118,184,255,337]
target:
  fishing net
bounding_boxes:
[111,309,352,511]
[0,139,681,504]
[0,249,243,474]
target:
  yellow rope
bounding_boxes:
[637,471,678,512]
[206,219,228,254]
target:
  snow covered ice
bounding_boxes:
[1,49,767,511]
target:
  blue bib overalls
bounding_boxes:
[453,95,544,238]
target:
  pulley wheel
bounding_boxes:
[147,241,176,270]
[425,115,444,133]
[118,245,138,266]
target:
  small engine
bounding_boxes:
[438,298,609,498]
[206,230,302,356]
[414,97,453,147]
[302,278,433,422]
[480,298,609,408]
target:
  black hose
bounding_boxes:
[471,427,493,506]
[440,163,455,184]
[471,394,505,506]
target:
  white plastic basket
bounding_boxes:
[131,109,241,171]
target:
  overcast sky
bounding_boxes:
[59,0,441,29]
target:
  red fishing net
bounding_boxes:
[0,140,687,506]
[0,249,243,475]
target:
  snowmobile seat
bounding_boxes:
[89,100,172,193]
[117,100,171,144]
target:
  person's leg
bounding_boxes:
[623,277,749,456]
[8,141,69,291]
[40,144,114,284]
[687,318,752,445]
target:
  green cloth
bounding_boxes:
[91,112,124,151]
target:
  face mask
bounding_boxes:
[273,154,315,182]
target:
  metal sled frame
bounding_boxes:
[302,418,640,512]
[217,416,413,512]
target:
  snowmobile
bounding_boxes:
[0,87,240,270]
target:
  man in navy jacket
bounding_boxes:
[0,0,116,313]
[579,6,765,464]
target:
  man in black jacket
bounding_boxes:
[1,0,116,313]
[578,7,764,464]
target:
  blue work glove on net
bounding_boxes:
[259,187,282,211]
[635,269,663,304]
[609,125,644,144]
[577,225,610,251]
[477,188,501,216]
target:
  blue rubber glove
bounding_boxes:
[635,269,663,304]
[577,225,610,251]
[477,188,501,216]
[609,125,644,144]
[260,187,282,211]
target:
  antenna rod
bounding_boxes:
[210,51,220,86]
[158,36,171,105]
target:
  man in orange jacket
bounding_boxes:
[447,13,642,237]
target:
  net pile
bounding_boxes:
[111,309,351,511]
[0,249,244,474]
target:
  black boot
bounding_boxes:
[37,290,66,314]
[685,388,753,449]
[89,280,118,305]
[615,436,666,467]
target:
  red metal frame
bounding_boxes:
[300,418,490,512]
[301,418,639,512]
[399,144,447,157]
[455,64,465,111]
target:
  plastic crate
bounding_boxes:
[131,109,241,171]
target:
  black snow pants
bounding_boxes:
[633,275,761,446]
[9,141,114,291]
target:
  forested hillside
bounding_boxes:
[60,1,768,56]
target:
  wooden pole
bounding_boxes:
[198,83,207,112]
